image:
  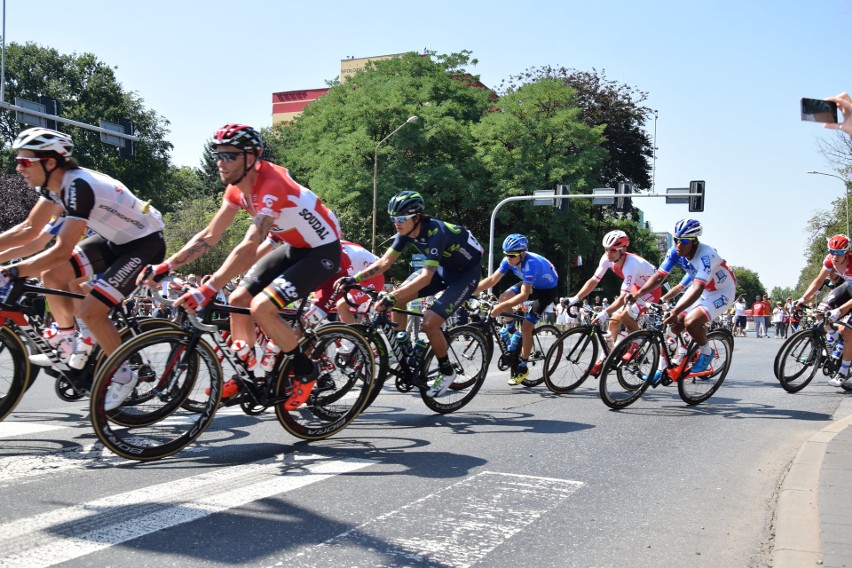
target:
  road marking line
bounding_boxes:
[0,422,66,438]
[280,471,584,568]
[0,453,376,568]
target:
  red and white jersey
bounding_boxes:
[592,252,656,293]
[223,161,341,248]
[340,241,378,276]
[822,254,852,283]
[313,241,383,313]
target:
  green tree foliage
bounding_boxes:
[732,266,766,301]
[0,42,174,212]
[162,194,251,277]
[196,140,224,197]
[0,172,38,231]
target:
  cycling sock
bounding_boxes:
[520,358,528,369]
[437,354,453,375]
[841,360,851,377]
[75,317,91,340]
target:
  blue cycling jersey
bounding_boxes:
[498,251,558,289]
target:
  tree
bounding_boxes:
[731,266,766,301]
[0,42,176,212]
[196,140,224,197]
[0,172,38,231]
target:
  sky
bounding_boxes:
[4,0,852,293]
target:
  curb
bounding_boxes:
[772,412,852,567]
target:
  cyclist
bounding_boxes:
[139,123,342,408]
[627,218,735,375]
[0,127,166,409]
[565,230,660,374]
[797,234,852,386]
[334,190,483,398]
[474,233,559,385]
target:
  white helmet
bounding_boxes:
[602,230,629,249]
[12,127,74,156]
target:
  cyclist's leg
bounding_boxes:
[683,286,734,373]
[521,287,557,360]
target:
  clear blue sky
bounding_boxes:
[5,0,851,292]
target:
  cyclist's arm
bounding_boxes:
[205,214,274,291]
[802,267,833,303]
[0,230,54,264]
[350,248,399,283]
[661,283,685,303]
[670,280,706,317]
[492,282,532,315]
[569,276,601,304]
[12,216,87,278]
[630,272,666,301]
[0,199,60,252]
[394,264,436,299]
[163,202,239,273]
[475,269,505,293]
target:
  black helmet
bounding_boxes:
[387,190,425,216]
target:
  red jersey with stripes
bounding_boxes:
[592,252,656,293]
[821,254,852,283]
[223,161,341,248]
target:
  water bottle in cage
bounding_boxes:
[409,339,427,368]
[507,331,522,352]
[212,330,230,364]
[832,339,845,359]
[396,331,413,360]
[257,340,281,375]
[498,326,510,347]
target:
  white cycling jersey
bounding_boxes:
[37,168,164,245]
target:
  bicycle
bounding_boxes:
[462,295,560,387]
[0,278,180,422]
[775,310,852,393]
[341,285,490,414]
[89,294,377,461]
[598,304,734,409]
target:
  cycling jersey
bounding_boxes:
[593,252,656,293]
[37,168,164,245]
[41,216,96,239]
[658,242,736,292]
[389,218,483,273]
[498,251,558,289]
[223,161,341,248]
[821,254,852,283]
[312,241,384,313]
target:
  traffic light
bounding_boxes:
[616,182,632,213]
[118,119,135,159]
[689,180,705,212]
[39,97,59,130]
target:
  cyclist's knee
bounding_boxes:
[229,286,252,307]
[420,312,444,335]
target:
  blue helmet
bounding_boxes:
[674,218,702,238]
[387,191,425,216]
[502,233,528,253]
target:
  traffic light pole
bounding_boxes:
[486,191,703,278]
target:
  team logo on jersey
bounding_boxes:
[715,269,728,283]
[430,247,438,256]
[274,278,300,301]
[713,294,729,309]
[262,194,278,209]
[298,208,331,240]
[321,259,334,270]
[701,255,711,271]
[67,182,79,211]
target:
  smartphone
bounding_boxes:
[801,97,838,123]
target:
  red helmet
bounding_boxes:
[213,123,263,153]
[828,234,850,252]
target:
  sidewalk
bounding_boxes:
[773,395,852,567]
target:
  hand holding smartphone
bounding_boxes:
[801,98,839,123]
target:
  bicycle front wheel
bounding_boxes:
[777,330,822,393]
[521,324,561,387]
[678,330,733,405]
[543,326,598,394]
[420,325,489,414]
[773,328,810,380]
[0,326,31,422]
[90,329,222,461]
[275,324,376,440]
[599,330,657,409]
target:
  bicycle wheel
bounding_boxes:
[777,330,822,393]
[599,330,657,409]
[678,330,733,405]
[90,328,222,461]
[0,326,31,422]
[521,324,560,387]
[543,326,599,394]
[349,324,390,410]
[773,329,810,380]
[275,324,376,440]
[420,325,488,414]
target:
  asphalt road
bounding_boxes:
[0,334,846,568]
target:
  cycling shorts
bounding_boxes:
[402,262,481,320]
[72,232,166,307]
[506,283,559,324]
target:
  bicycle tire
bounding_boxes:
[348,323,390,410]
[773,328,811,380]
[599,330,657,409]
[521,324,561,387]
[89,328,222,461]
[678,329,733,405]
[275,324,376,440]
[543,326,599,394]
[0,326,31,422]
[420,325,488,414]
[777,329,822,393]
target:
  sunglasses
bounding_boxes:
[15,156,45,168]
[674,237,696,245]
[504,252,522,258]
[214,151,243,163]
[390,214,416,223]
[829,248,848,256]
[606,247,622,253]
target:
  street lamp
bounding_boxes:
[808,170,850,237]
[372,115,418,253]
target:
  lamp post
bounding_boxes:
[372,115,418,253]
[808,170,850,237]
